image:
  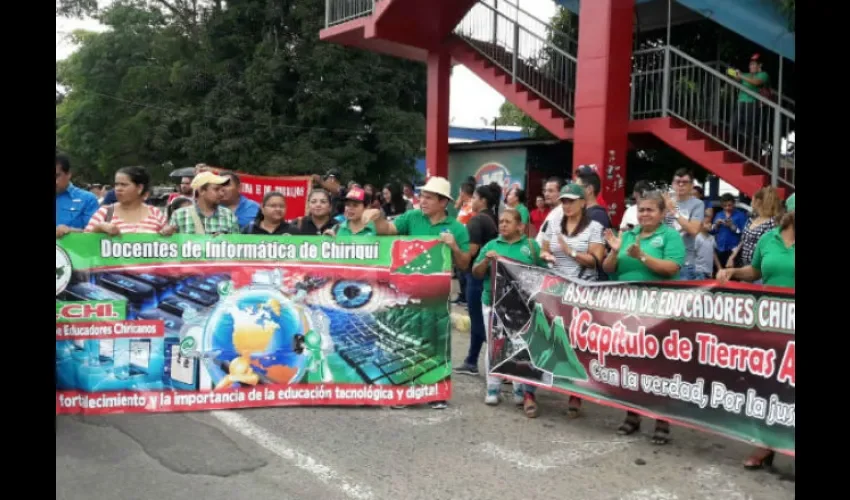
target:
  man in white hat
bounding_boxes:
[167,171,240,235]
[363,176,471,410]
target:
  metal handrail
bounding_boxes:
[488,0,578,55]
[632,44,795,188]
[454,0,578,118]
[325,0,376,28]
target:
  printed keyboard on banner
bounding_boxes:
[59,272,228,324]
[332,313,439,385]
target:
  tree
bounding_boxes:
[56,0,427,186]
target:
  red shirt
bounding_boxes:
[530,207,550,231]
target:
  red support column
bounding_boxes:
[572,0,635,224]
[425,47,451,180]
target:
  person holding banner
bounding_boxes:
[364,176,471,410]
[539,182,607,418]
[717,193,794,470]
[325,187,376,236]
[471,208,548,416]
[220,172,260,229]
[602,190,686,444]
[243,192,295,235]
[168,172,239,235]
[293,189,336,235]
[84,166,169,236]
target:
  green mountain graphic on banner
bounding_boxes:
[523,303,588,381]
[391,240,448,274]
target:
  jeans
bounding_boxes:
[483,305,535,395]
[694,272,711,280]
[679,263,698,281]
[456,268,467,302]
[464,272,485,367]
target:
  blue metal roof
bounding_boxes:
[413,126,528,176]
[555,0,795,62]
[447,125,526,141]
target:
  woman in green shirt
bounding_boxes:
[471,208,548,417]
[717,193,794,470]
[602,190,686,445]
[505,187,530,226]
[326,187,377,237]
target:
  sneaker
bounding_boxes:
[512,385,524,406]
[485,389,500,405]
[454,363,479,376]
[429,400,448,410]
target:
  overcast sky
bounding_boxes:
[56,0,558,128]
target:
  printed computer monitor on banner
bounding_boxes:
[129,339,151,376]
[99,339,114,361]
[170,346,197,386]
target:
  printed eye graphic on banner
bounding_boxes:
[307,280,398,313]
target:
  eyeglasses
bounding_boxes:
[673,179,692,185]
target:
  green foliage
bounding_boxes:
[56,0,426,186]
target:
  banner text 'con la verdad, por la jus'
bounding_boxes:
[488,259,794,455]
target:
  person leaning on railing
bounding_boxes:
[716,193,795,470]
[602,190,686,445]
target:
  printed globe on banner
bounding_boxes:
[203,284,309,388]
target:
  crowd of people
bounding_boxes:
[55,154,794,469]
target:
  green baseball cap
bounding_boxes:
[785,193,795,212]
[559,183,585,200]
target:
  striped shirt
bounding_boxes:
[169,204,240,234]
[545,217,604,280]
[84,205,167,234]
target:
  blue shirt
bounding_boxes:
[56,183,100,229]
[711,209,749,252]
[232,196,260,228]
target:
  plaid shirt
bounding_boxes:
[169,204,240,234]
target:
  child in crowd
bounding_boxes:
[694,207,721,279]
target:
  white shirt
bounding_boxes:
[536,205,563,247]
[545,219,605,280]
[620,204,638,231]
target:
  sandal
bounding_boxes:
[567,396,582,419]
[523,394,539,418]
[652,421,671,445]
[743,449,775,470]
[617,415,641,435]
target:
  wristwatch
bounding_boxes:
[640,256,647,263]
[570,249,577,258]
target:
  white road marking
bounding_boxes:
[211,411,373,500]
[376,406,463,426]
[620,487,681,500]
[478,438,636,471]
[694,466,752,500]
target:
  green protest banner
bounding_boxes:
[55,234,452,414]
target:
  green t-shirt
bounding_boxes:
[474,236,547,305]
[739,71,769,103]
[615,225,686,282]
[751,228,795,288]
[445,204,459,220]
[512,204,530,224]
[393,209,471,253]
[335,220,376,237]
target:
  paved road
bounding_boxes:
[57,307,795,500]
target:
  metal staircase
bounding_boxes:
[322,0,795,196]
[450,0,794,195]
